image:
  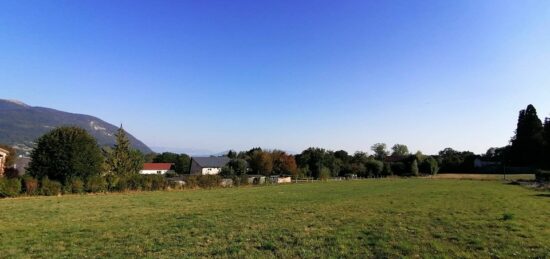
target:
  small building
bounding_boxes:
[0,147,9,176]
[140,163,175,175]
[277,176,292,184]
[189,156,230,175]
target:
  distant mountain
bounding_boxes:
[0,99,152,154]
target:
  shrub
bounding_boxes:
[22,176,39,195]
[391,162,407,176]
[150,175,168,190]
[420,156,439,175]
[410,160,419,176]
[41,177,62,196]
[86,176,107,193]
[0,177,22,197]
[184,176,198,189]
[105,174,120,191]
[535,170,550,182]
[197,175,221,188]
[319,167,331,180]
[382,162,393,176]
[366,160,384,177]
[69,178,85,194]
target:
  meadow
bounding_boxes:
[0,179,549,258]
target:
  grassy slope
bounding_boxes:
[0,179,549,258]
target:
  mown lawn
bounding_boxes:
[0,179,549,258]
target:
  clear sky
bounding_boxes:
[1,0,549,155]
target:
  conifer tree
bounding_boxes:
[510,105,544,167]
[544,118,550,169]
[108,125,135,176]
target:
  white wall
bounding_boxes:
[139,169,175,175]
[201,167,221,175]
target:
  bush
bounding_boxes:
[86,176,107,193]
[0,177,22,197]
[184,176,198,189]
[319,167,331,180]
[22,176,39,195]
[391,162,407,176]
[382,162,393,176]
[410,160,419,176]
[366,160,384,177]
[105,174,120,191]
[197,175,221,188]
[420,156,439,175]
[41,177,62,196]
[69,178,85,194]
[535,170,550,182]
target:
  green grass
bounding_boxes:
[1,179,549,258]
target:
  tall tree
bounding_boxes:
[371,143,389,160]
[107,126,136,176]
[249,150,273,175]
[391,144,410,157]
[510,105,544,167]
[27,127,103,183]
[272,151,298,176]
[544,118,550,169]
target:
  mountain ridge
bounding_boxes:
[0,99,152,154]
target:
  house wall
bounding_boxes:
[139,169,174,175]
[190,159,203,175]
[0,150,7,176]
[201,167,221,175]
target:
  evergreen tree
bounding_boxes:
[108,126,136,176]
[544,118,550,169]
[510,105,544,167]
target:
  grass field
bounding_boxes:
[428,173,535,181]
[1,179,549,258]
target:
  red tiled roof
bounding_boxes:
[142,163,174,170]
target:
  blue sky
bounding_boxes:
[1,0,549,155]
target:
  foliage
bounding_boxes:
[27,126,103,184]
[382,162,393,176]
[391,144,410,157]
[69,178,85,194]
[22,176,39,195]
[197,175,222,189]
[249,150,273,175]
[420,156,439,175]
[106,126,141,176]
[410,160,419,176]
[391,162,407,176]
[40,177,62,196]
[86,176,108,193]
[437,148,475,173]
[371,143,389,160]
[271,151,297,176]
[0,177,21,197]
[296,148,338,178]
[365,160,384,177]
[535,170,550,182]
[510,105,544,167]
[544,118,550,169]
[319,167,331,180]
[153,152,191,174]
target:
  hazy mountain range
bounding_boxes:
[0,99,152,154]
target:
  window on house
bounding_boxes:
[157,171,161,174]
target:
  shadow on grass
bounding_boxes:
[534,194,550,198]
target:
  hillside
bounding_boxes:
[0,99,152,154]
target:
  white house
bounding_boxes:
[140,163,175,175]
[189,157,230,175]
[0,147,9,177]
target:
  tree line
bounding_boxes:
[1,104,548,197]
